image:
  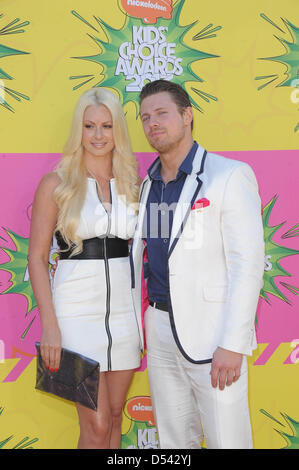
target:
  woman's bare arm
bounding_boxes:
[28,172,62,371]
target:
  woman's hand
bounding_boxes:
[40,318,62,372]
[50,255,60,279]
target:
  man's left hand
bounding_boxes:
[210,347,243,390]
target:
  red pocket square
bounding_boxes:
[191,198,210,210]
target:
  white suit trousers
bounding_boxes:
[145,305,253,449]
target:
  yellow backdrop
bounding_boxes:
[0,0,298,450]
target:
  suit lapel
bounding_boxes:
[168,146,207,257]
[135,176,152,239]
[133,146,208,259]
[130,176,152,288]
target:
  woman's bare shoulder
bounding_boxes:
[33,172,62,204]
[38,171,61,192]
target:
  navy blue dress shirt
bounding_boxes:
[144,141,198,303]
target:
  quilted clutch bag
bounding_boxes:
[35,342,100,410]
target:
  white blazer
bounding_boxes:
[131,143,265,362]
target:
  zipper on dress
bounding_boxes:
[95,180,113,371]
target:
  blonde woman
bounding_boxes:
[28,88,142,449]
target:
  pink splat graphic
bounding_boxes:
[0,154,60,382]
[219,150,299,365]
[0,150,298,381]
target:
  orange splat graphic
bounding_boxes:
[121,0,172,24]
[125,396,155,425]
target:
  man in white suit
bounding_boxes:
[130,80,265,449]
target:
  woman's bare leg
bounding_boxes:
[106,369,135,449]
[75,372,112,449]
[75,369,134,449]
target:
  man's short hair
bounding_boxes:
[140,80,193,130]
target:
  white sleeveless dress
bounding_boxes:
[52,178,142,371]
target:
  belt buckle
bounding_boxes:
[150,301,167,312]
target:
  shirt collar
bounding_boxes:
[148,141,199,181]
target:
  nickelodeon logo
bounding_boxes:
[121,0,172,24]
[125,396,156,425]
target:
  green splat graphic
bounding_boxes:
[261,196,299,304]
[70,0,221,113]
[279,415,299,449]
[121,419,157,449]
[0,229,36,315]
[0,14,30,112]
[260,409,299,449]
[0,407,39,449]
[0,229,58,338]
[256,14,299,132]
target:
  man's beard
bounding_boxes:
[149,127,185,154]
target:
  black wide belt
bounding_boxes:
[149,301,169,312]
[58,236,129,260]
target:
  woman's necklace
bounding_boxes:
[86,168,113,182]
[87,169,113,210]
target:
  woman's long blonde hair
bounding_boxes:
[54,87,139,255]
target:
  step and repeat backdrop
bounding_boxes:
[0,0,298,449]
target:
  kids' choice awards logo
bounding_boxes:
[115,25,184,92]
[121,0,172,24]
[71,0,222,112]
